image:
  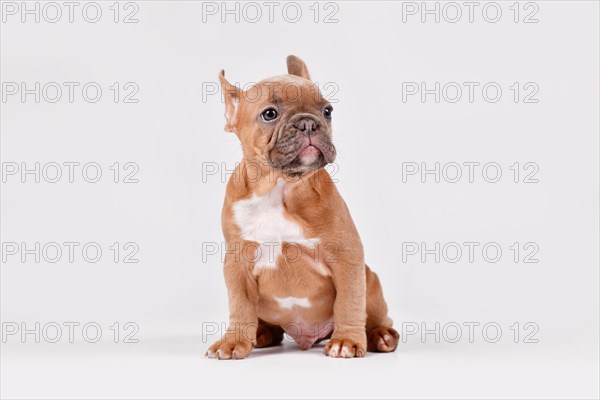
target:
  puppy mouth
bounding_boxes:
[298,144,323,166]
[268,140,329,176]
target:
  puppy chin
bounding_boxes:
[299,145,321,166]
[266,152,321,178]
[284,153,326,177]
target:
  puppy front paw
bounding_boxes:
[206,338,254,360]
[323,335,366,358]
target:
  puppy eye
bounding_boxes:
[261,108,278,121]
[323,106,333,119]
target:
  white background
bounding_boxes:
[1,1,599,398]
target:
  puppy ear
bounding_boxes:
[219,70,242,132]
[287,55,311,80]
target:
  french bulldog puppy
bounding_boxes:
[206,55,399,359]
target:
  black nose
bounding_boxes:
[294,118,318,136]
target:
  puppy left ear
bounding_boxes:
[218,70,242,133]
[287,55,311,80]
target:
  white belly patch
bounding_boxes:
[232,179,319,270]
[274,296,311,309]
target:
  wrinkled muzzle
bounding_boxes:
[268,113,336,176]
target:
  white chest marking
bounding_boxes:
[275,296,311,310]
[232,179,319,269]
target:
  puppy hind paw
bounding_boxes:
[255,322,284,348]
[367,326,399,353]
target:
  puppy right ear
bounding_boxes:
[287,55,311,80]
[219,70,242,132]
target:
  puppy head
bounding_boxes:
[219,55,336,177]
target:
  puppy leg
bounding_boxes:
[365,265,399,353]
[323,259,367,358]
[256,319,285,348]
[206,252,258,360]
